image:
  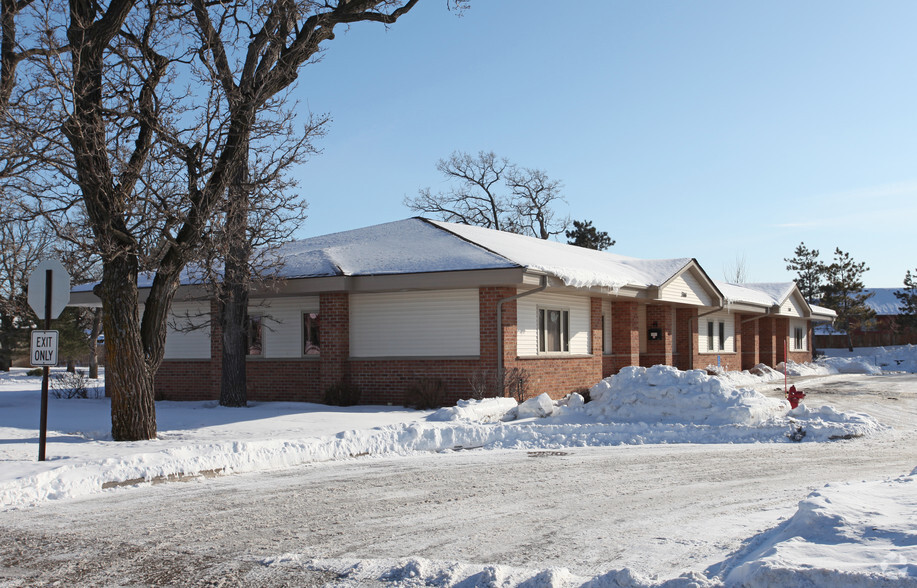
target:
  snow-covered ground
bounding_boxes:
[1,348,916,586]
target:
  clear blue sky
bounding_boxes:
[287,0,917,287]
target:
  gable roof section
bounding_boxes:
[272,218,518,278]
[430,220,695,291]
[654,261,723,307]
[716,281,837,321]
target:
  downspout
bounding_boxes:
[497,275,548,389]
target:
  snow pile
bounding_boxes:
[585,365,784,426]
[264,466,917,588]
[428,397,517,422]
[0,365,886,510]
[264,555,716,587]
[822,345,917,374]
[715,468,917,586]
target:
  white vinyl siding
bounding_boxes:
[350,290,479,357]
[164,301,211,359]
[790,319,808,351]
[251,296,320,358]
[517,291,590,356]
[658,272,713,306]
[779,294,807,318]
[698,310,735,354]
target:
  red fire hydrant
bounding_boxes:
[786,385,805,409]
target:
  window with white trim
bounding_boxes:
[538,308,569,353]
[303,312,320,356]
[246,314,263,356]
[702,313,734,353]
[791,320,808,351]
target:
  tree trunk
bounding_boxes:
[88,308,102,379]
[219,142,251,408]
[98,258,157,441]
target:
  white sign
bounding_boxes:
[28,259,71,320]
[30,330,59,366]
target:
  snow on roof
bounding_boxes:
[863,288,904,315]
[430,220,693,290]
[273,218,518,278]
[715,281,797,307]
[809,303,837,319]
[716,281,778,307]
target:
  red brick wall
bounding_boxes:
[153,286,815,404]
[155,360,217,401]
[348,358,485,406]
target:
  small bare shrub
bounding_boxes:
[50,370,103,399]
[468,369,502,400]
[404,377,447,409]
[323,381,361,406]
[503,367,530,403]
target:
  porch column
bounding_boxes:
[611,300,640,371]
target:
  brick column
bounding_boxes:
[759,317,777,368]
[479,286,517,371]
[775,317,789,367]
[740,315,760,370]
[319,292,350,389]
[675,307,697,370]
[590,298,603,357]
[611,300,640,371]
[644,304,673,367]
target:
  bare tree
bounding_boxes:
[198,104,327,407]
[406,150,569,239]
[0,207,54,370]
[723,254,748,284]
[1,0,445,440]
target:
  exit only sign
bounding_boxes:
[30,330,59,366]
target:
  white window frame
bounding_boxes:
[246,313,263,357]
[303,311,321,357]
[791,320,808,352]
[702,315,734,354]
[538,307,570,354]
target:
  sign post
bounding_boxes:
[28,259,71,462]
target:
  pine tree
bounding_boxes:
[820,248,875,351]
[53,308,92,372]
[565,220,615,251]
[784,242,824,303]
[894,269,917,332]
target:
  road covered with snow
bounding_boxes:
[1,347,917,587]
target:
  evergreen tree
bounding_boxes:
[894,269,917,332]
[565,220,615,251]
[53,308,92,372]
[784,242,824,303]
[820,248,875,351]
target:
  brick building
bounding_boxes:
[72,218,836,404]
